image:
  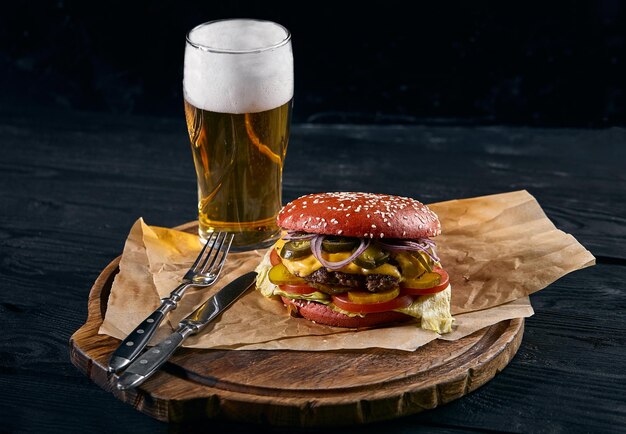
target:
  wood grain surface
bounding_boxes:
[69,244,524,426]
[2,109,625,433]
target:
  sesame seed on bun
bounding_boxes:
[277,192,441,239]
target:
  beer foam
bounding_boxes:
[184,19,293,114]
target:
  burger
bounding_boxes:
[255,192,454,333]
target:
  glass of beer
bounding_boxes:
[183,19,293,250]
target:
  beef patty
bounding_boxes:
[304,268,399,293]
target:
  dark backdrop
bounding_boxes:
[1,0,624,127]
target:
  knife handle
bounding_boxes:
[107,284,188,374]
[115,325,195,390]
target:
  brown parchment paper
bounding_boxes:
[99,190,595,351]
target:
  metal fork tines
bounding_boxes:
[107,231,234,374]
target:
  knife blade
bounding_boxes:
[115,271,257,390]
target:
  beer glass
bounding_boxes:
[183,19,293,250]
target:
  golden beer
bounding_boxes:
[183,19,293,249]
[184,98,292,249]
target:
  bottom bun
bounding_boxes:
[281,296,413,328]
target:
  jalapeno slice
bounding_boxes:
[321,236,359,253]
[280,240,312,260]
[354,245,390,269]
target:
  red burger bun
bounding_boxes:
[277,192,440,239]
[281,296,413,329]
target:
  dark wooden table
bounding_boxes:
[1,108,625,433]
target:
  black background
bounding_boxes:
[1,0,624,127]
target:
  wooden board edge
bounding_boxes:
[68,256,120,387]
[67,251,213,423]
[176,319,525,426]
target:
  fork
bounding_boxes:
[107,231,234,374]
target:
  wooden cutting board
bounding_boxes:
[69,223,524,427]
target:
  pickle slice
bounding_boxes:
[347,287,400,304]
[409,251,433,273]
[280,240,312,260]
[268,263,307,285]
[354,245,390,269]
[401,271,441,289]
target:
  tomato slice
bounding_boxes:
[270,248,282,266]
[332,293,413,313]
[401,267,450,296]
[279,284,319,296]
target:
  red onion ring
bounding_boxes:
[375,239,440,263]
[310,235,371,270]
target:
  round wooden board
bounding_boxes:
[69,222,524,427]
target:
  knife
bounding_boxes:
[115,271,257,390]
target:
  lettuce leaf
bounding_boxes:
[394,286,454,334]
